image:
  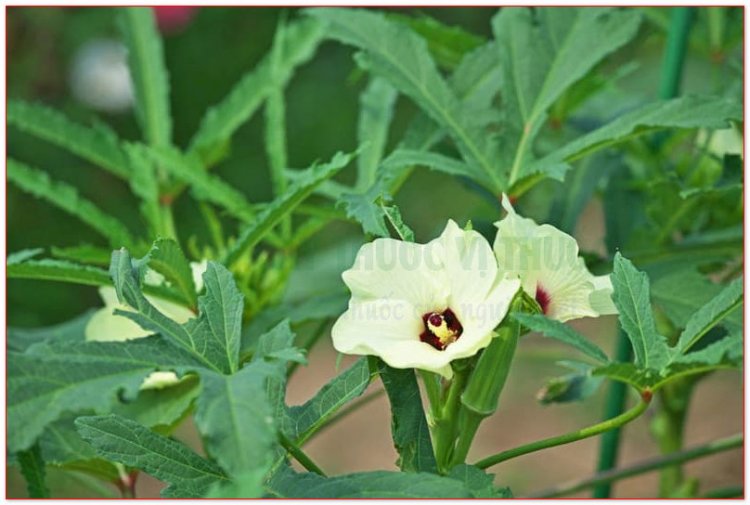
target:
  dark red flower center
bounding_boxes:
[420,308,463,350]
[535,284,551,314]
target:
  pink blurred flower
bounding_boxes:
[153,6,197,34]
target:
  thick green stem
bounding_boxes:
[651,380,694,496]
[475,395,650,470]
[278,432,326,476]
[531,432,742,498]
[432,367,468,473]
[593,329,632,497]
[658,8,695,99]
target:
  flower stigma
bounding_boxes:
[420,308,464,350]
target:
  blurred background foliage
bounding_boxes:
[7,6,743,498]
[8,6,741,327]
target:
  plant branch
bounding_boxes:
[529,432,742,498]
[474,395,650,470]
[278,431,326,476]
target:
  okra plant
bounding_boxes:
[7,6,743,498]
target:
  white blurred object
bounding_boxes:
[69,39,134,113]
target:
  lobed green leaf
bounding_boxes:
[8,159,135,248]
[8,100,130,179]
[76,414,227,497]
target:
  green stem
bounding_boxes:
[450,412,482,467]
[658,7,695,99]
[278,432,326,476]
[433,367,469,473]
[530,432,742,498]
[651,380,694,496]
[475,395,650,470]
[593,329,632,498]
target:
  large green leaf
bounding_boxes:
[194,363,278,480]
[76,414,227,497]
[376,360,437,473]
[189,18,324,159]
[610,253,670,370]
[222,150,354,267]
[531,95,742,178]
[8,159,135,248]
[448,464,512,498]
[309,8,503,191]
[287,358,373,443]
[512,313,609,363]
[674,276,743,355]
[267,466,474,498]
[8,310,93,353]
[110,249,243,374]
[118,7,172,147]
[491,7,642,183]
[8,336,201,453]
[7,100,130,179]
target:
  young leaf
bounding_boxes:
[512,313,609,363]
[376,360,437,473]
[531,95,742,179]
[610,253,670,370]
[8,336,202,453]
[194,363,278,480]
[267,465,474,498]
[382,204,415,242]
[110,249,243,374]
[8,159,135,248]
[492,7,642,183]
[536,368,605,405]
[17,443,49,498]
[7,100,130,179]
[189,18,324,159]
[308,8,503,191]
[118,7,172,147]
[147,147,256,222]
[673,277,743,355]
[591,362,658,391]
[356,77,398,190]
[338,180,391,238]
[76,414,227,497]
[223,150,355,267]
[286,358,373,443]
[144,238,198,309]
